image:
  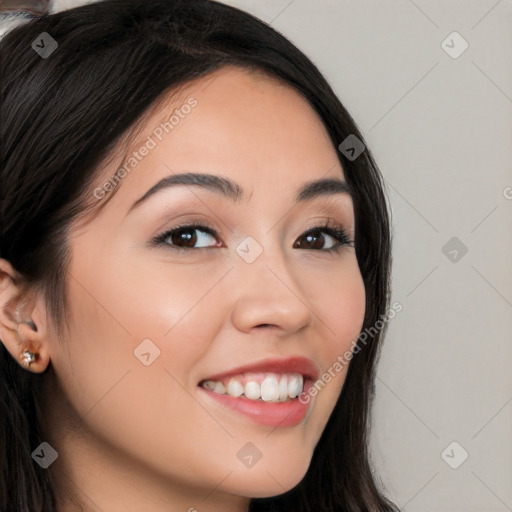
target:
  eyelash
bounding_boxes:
[150,221,354,254]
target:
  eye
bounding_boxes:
[293,224,353,252]
[153,224,221,251]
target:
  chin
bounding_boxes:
[230,455,311,499]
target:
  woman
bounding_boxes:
[0,1,399,510]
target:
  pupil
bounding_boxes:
[176,229,196,247]
[306,230,323,249]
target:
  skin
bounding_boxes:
[0,66,365,512]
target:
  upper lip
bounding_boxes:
[200,356,320,383]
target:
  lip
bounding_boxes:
[199,379,315,427]
[197,356,319,428]
[200,356,320,382]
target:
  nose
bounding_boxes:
[229,242,314,336]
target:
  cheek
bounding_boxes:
[300,258,366,430]
[67,247,224,352]
[308,257,366,356]
[58,254,229,424]
[53,262,238,485]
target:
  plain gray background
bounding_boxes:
[218,1,512,510]
[2,1,511,510]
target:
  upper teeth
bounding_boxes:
[202,373,304,402]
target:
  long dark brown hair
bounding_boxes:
[0,1,399,510]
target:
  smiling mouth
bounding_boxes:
[199,372,307,403]
[197,356,319,427]
[197,373,315,427]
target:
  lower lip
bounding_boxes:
[198,379,314,428]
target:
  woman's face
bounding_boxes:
[42,66,366,510]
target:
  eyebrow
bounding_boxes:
[127,171,352,213]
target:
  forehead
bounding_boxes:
[87,65,346,218]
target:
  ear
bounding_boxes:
[0,258,51,373]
